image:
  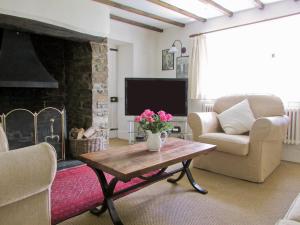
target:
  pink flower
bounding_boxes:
[158,110,171,122]
[146,117,155,123]
[160,115,167,122]
[135,116,142,122]
[141,109,154,118]
[165,113,173,121]
[158,110,166,117]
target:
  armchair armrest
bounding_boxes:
[0,143,57,207]
[0,125,8,153]
[250,116,289,142]
[188,112,221,141]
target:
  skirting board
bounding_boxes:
[282,144,300,163]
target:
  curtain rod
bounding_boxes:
[189,11,300,38]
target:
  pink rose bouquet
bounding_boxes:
[135,109,173,133]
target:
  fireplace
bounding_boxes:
[0,25,109,157]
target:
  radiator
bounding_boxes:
[284,108,300,145]
[204,103,213,112]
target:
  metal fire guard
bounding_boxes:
[0,107,65,160]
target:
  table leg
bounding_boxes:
[90,202,108,216]
[167,160,208,194]
[166,170,185,183]
[91,168,124,225]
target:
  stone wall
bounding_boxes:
[65,41,93,129]
[65,40,109,148]
[91,41,109,147]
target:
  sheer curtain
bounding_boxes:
[191,14,300,103]
[188,35,208,99]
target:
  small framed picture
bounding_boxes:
[162,49,174,70]
[176,56,189,78]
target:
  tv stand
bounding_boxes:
[128,119,189,144]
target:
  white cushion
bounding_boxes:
[217,99,255,135]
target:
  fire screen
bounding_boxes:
[1,107,65,160]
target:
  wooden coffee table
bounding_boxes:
[79,137,216,225]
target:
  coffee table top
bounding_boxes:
[80,137,216,181]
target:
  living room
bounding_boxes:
[1,1,300,225]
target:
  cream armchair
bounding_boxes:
[188,95,289,183]
[0,125,57,225]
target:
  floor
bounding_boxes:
[107,138,129,149]
[59,139,300,225]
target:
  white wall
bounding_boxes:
[156,0,300,78]
[109,20,159,76]
[0,0,110,37]
[154,0,300,162]
[108,20,160,139]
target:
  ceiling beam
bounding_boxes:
[110,14,163,32]
[146,0,206,22]
[94,0,185,27]
[254,0,264,9]
[198,0,233,17]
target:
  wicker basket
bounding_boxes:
[69,137,103,158]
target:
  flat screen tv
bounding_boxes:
[125,78,188,116]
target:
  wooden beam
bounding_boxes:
[94,0,185,27]
[189,11,300,38]
[110,14,163,32]
[146,0,206,22]
[254,0,264,9]
[198,0,233,17]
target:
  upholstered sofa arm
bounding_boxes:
[0,125,9,153]
[0,143,57,207]
[188,112,221,141]
[250,116,289,142]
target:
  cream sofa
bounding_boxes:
[277,194,300,225]
[0,125,57,225]
[188,95,289,183]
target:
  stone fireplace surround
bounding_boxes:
[0,26,109,154]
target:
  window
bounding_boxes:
[201,14,300,103]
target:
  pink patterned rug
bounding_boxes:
[51,164,155,224]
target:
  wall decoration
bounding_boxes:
[176,56,189,78]
[162,49,174,70]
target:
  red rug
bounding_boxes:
[51,164,156,224]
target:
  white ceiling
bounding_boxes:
[105,0,287,29]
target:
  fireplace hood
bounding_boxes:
[0,30,58,88]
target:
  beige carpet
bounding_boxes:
[59,141,300,225]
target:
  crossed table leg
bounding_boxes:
[90,159,207,225]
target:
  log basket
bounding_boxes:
[69,137,104,158]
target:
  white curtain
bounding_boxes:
[188,35,208,99]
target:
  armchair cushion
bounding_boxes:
[217,99,255,135]
[199,133,249,156]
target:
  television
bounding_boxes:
[125,78,188,116]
